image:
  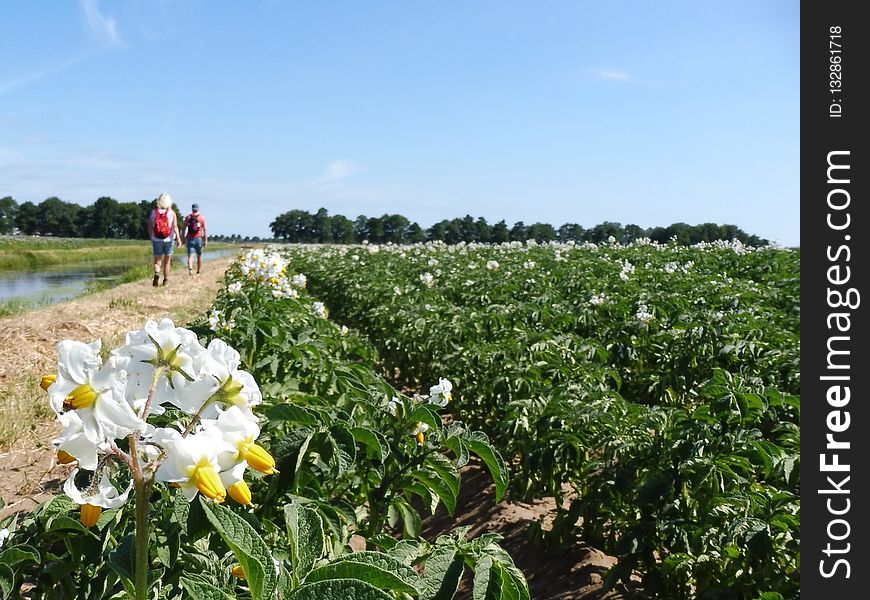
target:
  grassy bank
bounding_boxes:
[0,236,151,270]
[0,236,239,270]
[0,238,240,317]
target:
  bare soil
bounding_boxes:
[0,258,233,518]
[421,464,643,600]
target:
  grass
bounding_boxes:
[0,375,56,450]
[0,236,239,270]
[0,297,53,318]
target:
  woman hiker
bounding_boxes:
[148,193,182,287]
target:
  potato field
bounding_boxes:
[1,238,799,600]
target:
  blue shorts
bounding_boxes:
[152,240,174,256]
[187,237,204,256]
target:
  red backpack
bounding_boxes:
[153,209,171,238]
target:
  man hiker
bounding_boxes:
[183,203,207,275]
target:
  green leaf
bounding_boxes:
[174,489,211,542]
[329,424,357,474]
[180,576,237,600]
[201,498,278,600]
[0,563,13,600]
[394,497,422,539]
[284,499,326,584]
[306,553,420,595]
[408,405,441,433]
[107,534,135,588]
[0,544,40,567]
[351,427,390,462]
[472,556,499,600]
[464,434,509,502]
[411,469,457,515]
[285,578,395,600]
[266,404,322,427]
[425,453,460,511]
[421,546,465,600]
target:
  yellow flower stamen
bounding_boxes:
[228,480,252,506]
[231,565,247,580]
[238,440,277,475]
[81,504,102,527]
[40,374,56,392]
[415,432,426,445]
[188,458,226,502]
[56,450,76,465]
[64,383,99,410]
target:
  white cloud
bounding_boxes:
[323,160,359,181]
[588,68,631,81]
[80,0,124,47]
[304,160,361,186]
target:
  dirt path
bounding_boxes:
[0,257,234,517]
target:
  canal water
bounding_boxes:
[0,249,237,306]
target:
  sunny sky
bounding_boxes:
[1,1,799,245]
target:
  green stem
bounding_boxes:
[133,478,151,600]
[131,365,163,598]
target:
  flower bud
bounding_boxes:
[191,462,226,503]
[228,480,252,506]
[64,383,99,410]
[239,442,277,475]
[40,374,56,392]
[81,503,102,528]
[56,450,76,465]
[231,565,247,580]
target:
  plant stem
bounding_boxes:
[131,365,163,598]
[133,478,151,600]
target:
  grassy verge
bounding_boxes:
[0,236,239,270]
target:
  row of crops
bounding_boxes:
[0,251,528,599]
[277,239,800,599]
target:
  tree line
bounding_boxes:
[0,195,174,239]
[0,196,769,246]
[271,208,768,246]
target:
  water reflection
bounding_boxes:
[0,249,237,305]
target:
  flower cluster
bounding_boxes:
[237,248,306,299]
[42,319,275,526]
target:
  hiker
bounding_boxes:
[148,193,181,287]
[183,203,207,276]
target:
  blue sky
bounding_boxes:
[1,1,799,245]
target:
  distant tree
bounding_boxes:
[557,222,584,242]
[622,223,645,243]
[15,201,39,235]
[458,215,477,242]
[382,214,410,243]
[509,221,527,242]
[427,220,448,242]
[366,216,386,243]
[588,221,623,244]
[444,219,462,244]
[527,222,556,242]
[491,220,509,243]
[39,197,83,237]
[313,207,333,243]
[83,196,121,238]
[0,196,18,234]
[407,222,426,243]
[354,215,368,242]
[331,214,355,244]
[270,209,314,242]
[475,217,492,243]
